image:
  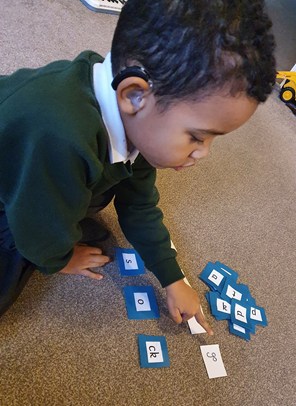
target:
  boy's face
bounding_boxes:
[118,87,258,171]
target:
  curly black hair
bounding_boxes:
[111,0,276,108]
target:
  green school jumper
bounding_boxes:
[0,51,184,288]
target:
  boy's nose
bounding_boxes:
[190,136,215,160]
[190,145,210,160]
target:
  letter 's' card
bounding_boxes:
[115,247,145,276]
[138,335,170,368]
[123,286,160,320]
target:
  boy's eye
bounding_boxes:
[189,134,204,144]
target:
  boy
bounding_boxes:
[0,0,275,332]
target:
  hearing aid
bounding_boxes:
[111,66,153,90]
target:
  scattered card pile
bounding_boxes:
[200,261,268,341]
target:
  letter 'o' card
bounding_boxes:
[123,286,160,320]
[115,247,145,276]
[138,335,170,368]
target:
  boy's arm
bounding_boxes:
[113,155,213,333]
[113,154,183,288]
[2,134,97,274]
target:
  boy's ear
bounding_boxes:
[115,77,151,115]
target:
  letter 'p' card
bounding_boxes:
[123,286,160,320]
[138,335,170,368]
[115,247,145,276]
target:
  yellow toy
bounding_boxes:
[276,71,296,103]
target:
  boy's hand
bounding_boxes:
[165,279,214,336]
[59,244,110,280]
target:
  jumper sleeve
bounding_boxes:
[2,134,95,274]
[113,155,184,288]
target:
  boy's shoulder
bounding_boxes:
[0,51,103,106]
[0,51,107,155]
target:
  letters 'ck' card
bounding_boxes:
[199,262,234,293]
[200,344,227,379]
[115,247,145,276]
[123,286,160,320]
[138,335,170,368]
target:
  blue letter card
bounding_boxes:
[138,335,170,368]
[228,321,251,341]
[215,261,239,281]
[115,247,145,276]
[123,286,160,320]
[230,299,253,330]
[199,262,228,292]
[208,292,232,321]
[220,280,250,302]
[249,305,268,327]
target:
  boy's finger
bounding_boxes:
[79,269,104,280]
[170,308,183,324]
[181,313,193,323]
[195,309,214,336]
[87,247,103,255]
[87,256,110,267]
[196,317,214,336]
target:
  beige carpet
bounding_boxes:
[0,1,296,405]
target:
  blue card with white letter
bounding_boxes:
[215,261,239,281]
[228,321,251,341]
[220,280,247,302]
[230,299,253,330]
[249,304,268,327]
[123,286,160,320]
[199,262,234,293]
[115,247,145,276]
[138,335,170,368]
[209,292,232,321]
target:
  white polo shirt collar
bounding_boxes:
[93,52,139,164]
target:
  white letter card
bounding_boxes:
[200,344,227,379]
